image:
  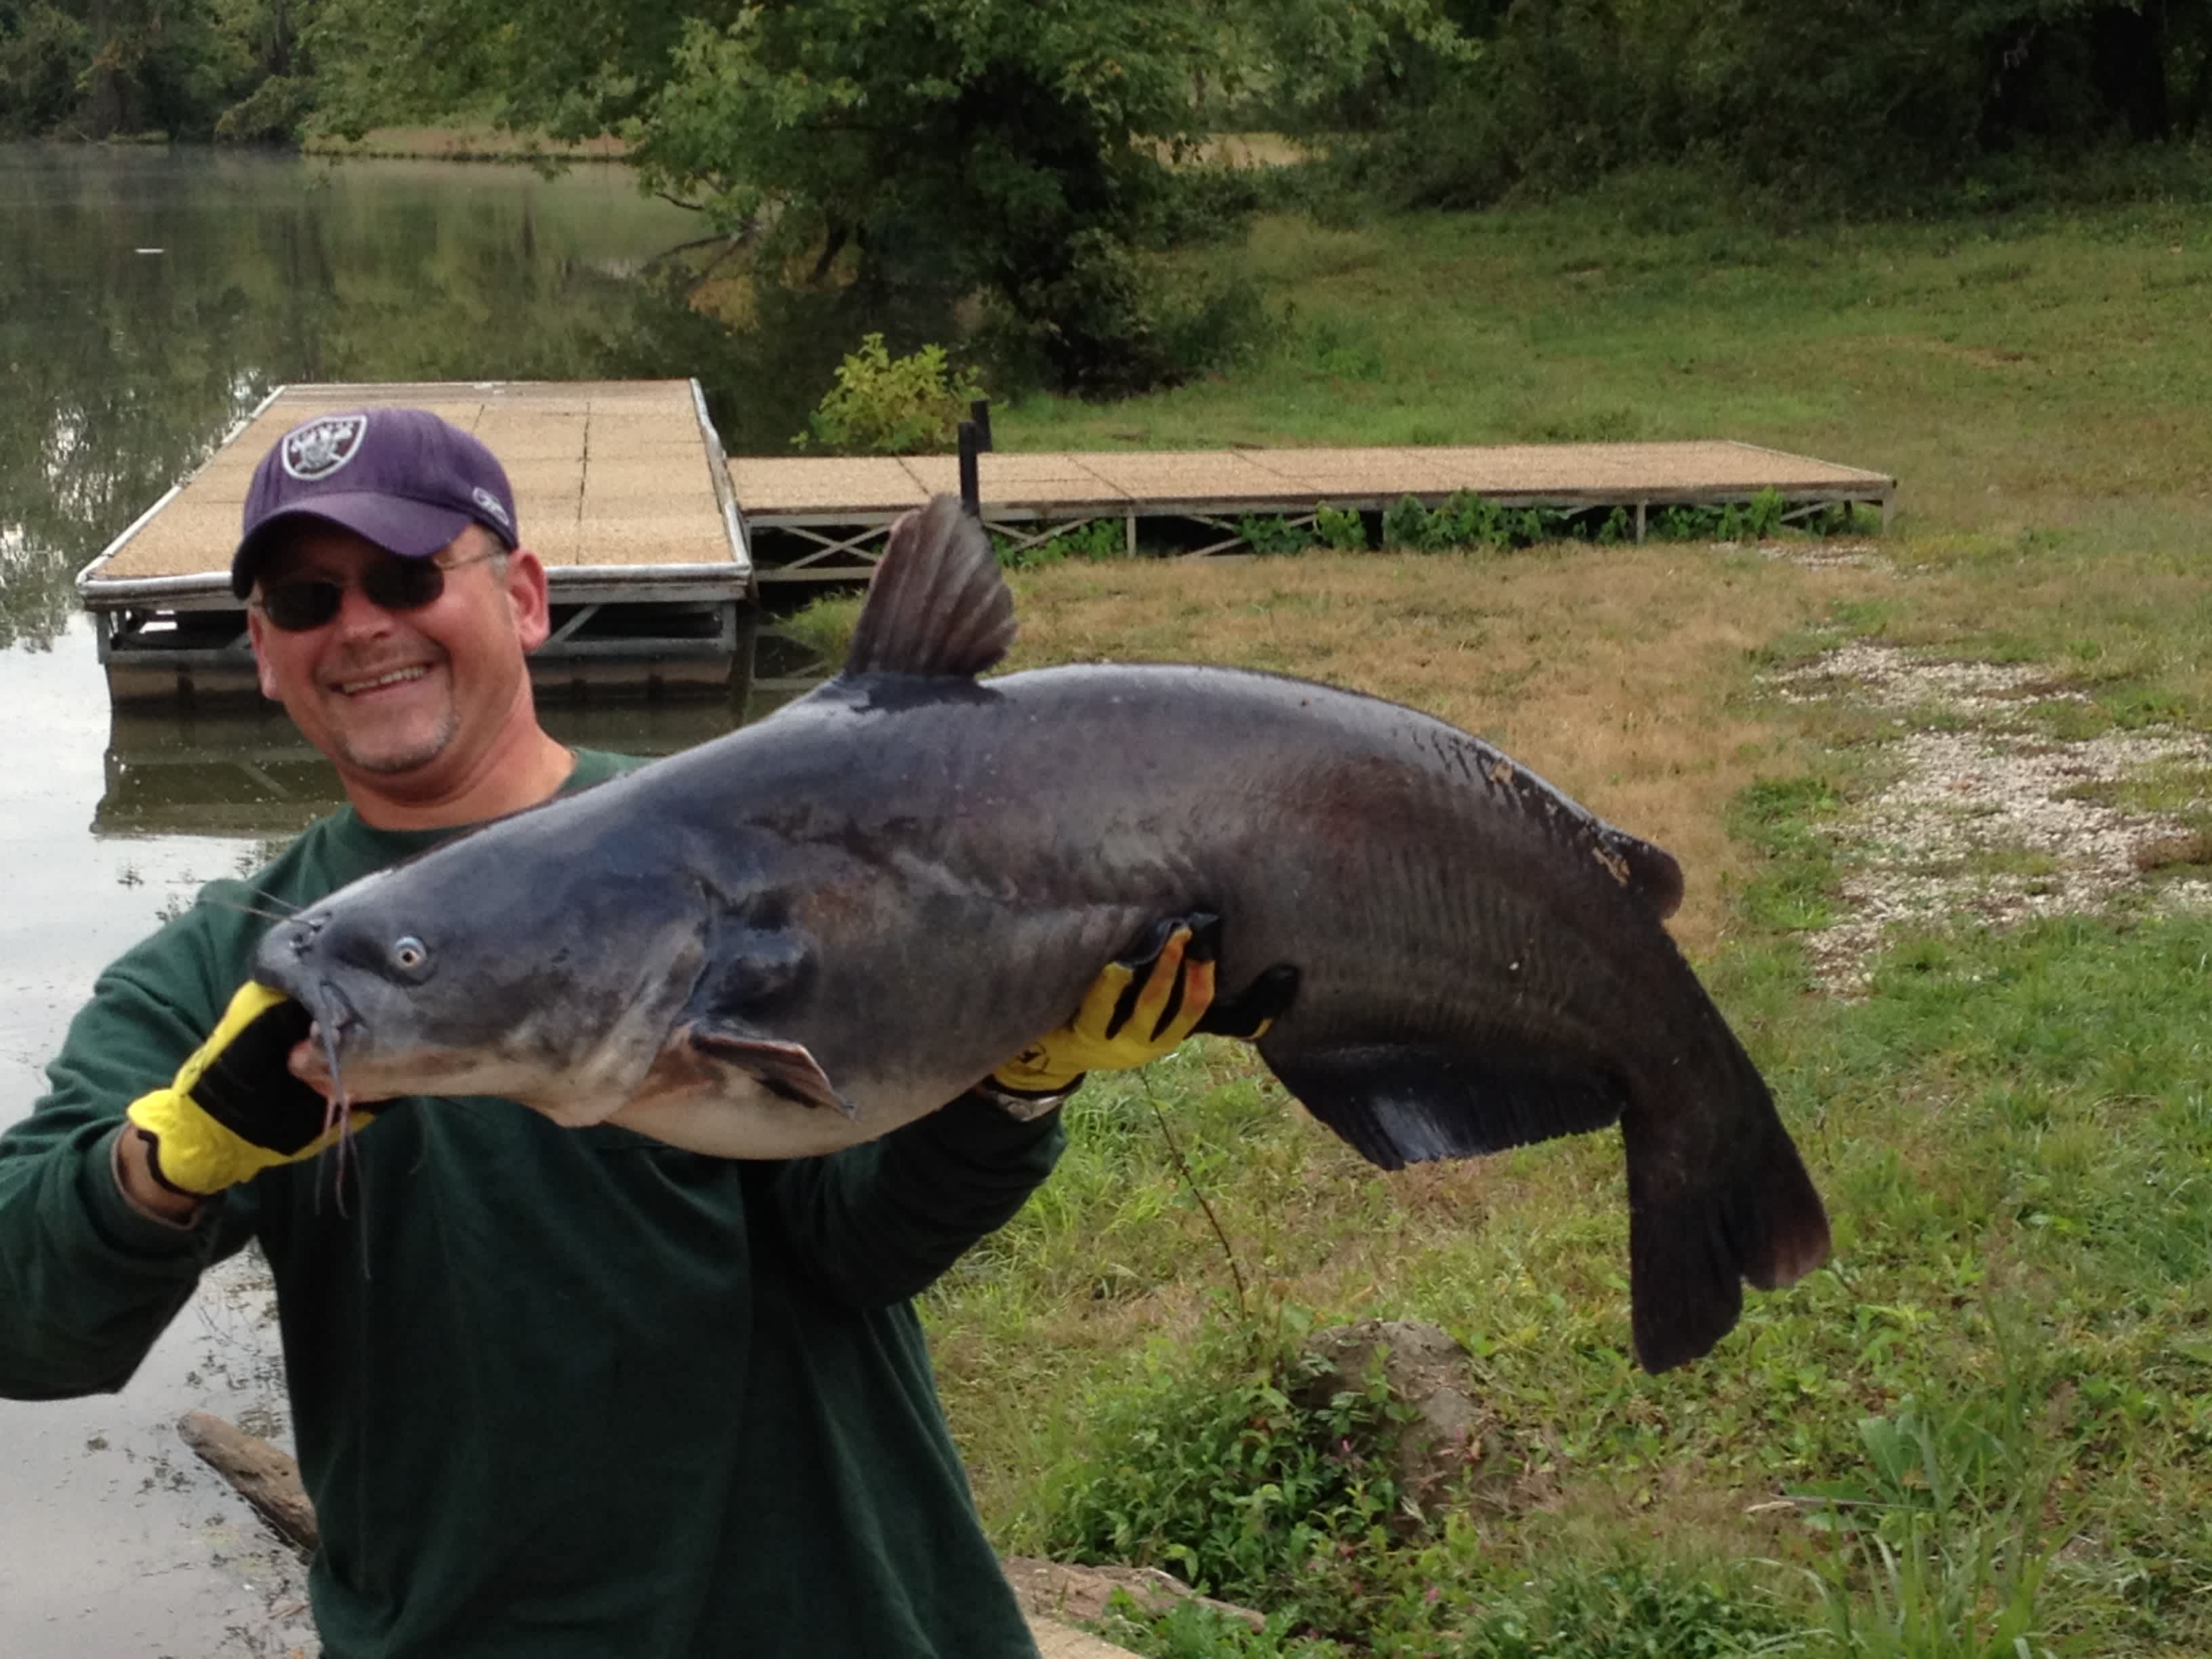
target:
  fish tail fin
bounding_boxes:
[1622,1024,1830,1374]
[843,495,1016,679]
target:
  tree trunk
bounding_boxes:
[2090,1,2171,141]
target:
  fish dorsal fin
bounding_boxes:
[842,495,1015,679]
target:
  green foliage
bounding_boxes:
[0,3,91,136]
[1323,0,2212,213]
[794,333,983,457]
[1237,514,1317,557]
[994,516,1126,569]
[1313,505,1367,552]
[619,0,1368,393]
[214,70,315,143]
[1372,489,1820,553]
[1042,1336,1404,1610]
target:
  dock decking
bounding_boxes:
[75,379,1896,706]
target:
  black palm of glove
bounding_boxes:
[125,983,375,1197]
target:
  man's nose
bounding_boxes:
[329,576,398,635]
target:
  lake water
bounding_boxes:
[0,143,773,1656]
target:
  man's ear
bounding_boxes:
[503,546,553,651]
[245,609,282,701]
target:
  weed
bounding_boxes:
[1042,1330,1404,1613]
[1793,1404,2064,1659]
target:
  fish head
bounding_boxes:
[251,857,718,1122]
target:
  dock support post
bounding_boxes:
[1634,501,1647,544]
[958,422,980,517]
[969,399,993,452]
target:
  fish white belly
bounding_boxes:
[600,1077,939,1160]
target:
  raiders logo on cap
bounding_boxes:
[470,485,513,531]
[281,415,369,483]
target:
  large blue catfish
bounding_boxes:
[258,495,1830,1371]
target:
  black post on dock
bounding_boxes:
[968,398,993,452]
[957,420,980,516]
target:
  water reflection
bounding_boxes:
[98,696,786,837]
[1,146,684,646]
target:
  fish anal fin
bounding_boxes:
[1262,1041,1624,1171]
[842,495,1015,680]
[677,1025,857,1119]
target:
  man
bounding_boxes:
[0,408,1214,1656]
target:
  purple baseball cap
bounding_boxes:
[230,407,520,598]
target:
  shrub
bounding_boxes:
[794,333,983,455]
[1313,506,1367,552]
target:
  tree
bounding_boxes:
[307,0,1465,393]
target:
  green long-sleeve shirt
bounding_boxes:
[0,748,1059,1657]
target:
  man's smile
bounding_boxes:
[331,663,434,697]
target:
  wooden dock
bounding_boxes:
[77,380,750,705]
[735,439,1895,581]
[75,379,1895,707]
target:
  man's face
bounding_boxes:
[246,521,551,795]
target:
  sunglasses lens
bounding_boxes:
[363,559,447,613]
[260,580,342,632]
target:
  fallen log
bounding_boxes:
[175,1410,319,1555]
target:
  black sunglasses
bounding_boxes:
[253,548,500,634]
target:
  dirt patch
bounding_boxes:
[1771,642,2212,991]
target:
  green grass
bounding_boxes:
[900,182,2212,1656]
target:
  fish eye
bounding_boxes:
[390,935,430,975]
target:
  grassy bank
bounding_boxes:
[907,186,2212,1657]
[302,125,628,161]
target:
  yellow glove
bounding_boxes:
[989,916,1221,1106]
[125,982,374,1198]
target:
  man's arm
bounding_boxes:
[0,960,249,1399]
[762,1092,1067,1309]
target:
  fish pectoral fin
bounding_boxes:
[1263,1041,1624,1170]
[682,1026,857,1120]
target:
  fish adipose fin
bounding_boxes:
[682,1027,857,1120]
[1265,1042,1626,1168]
[1601,827,1685,920]
[843,495,1016,680]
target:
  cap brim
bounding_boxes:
[230,495,474,598]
